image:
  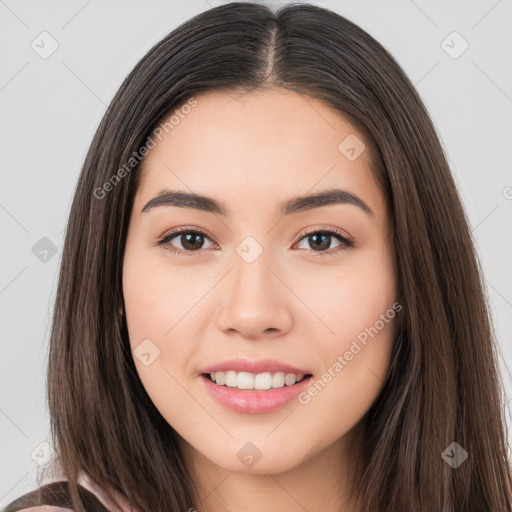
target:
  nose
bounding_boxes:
[215,250,293,340]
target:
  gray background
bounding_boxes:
[1,0,511,506]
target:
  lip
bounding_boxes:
[199,373,313,414]
[198,358,310,376]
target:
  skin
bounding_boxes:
[122,88,397,512]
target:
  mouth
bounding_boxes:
[202,371,313,390]
[199,371,314,414]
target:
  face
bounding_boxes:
[122,88,397,475]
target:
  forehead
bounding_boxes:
[135,88,385,219]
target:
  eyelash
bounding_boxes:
[155,226,355,257]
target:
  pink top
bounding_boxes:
[11,463,135,512]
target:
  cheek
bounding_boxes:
[293,251,396,409]
[122,245,200,381]
[122,252,202,424]
[332,273,396,351]
[123,243,207,344]
[293,248,396,345]
[296,299,396,441]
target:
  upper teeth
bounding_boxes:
[210,371,305,390]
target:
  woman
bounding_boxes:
[5,2,511,511]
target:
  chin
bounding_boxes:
[198,438,310,476]
[219,454,301,475]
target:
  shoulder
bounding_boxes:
[2,481,110,512]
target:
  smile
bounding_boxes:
[200,372,313,414]
[205,370,308,390]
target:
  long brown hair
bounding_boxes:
[32,2,512,511]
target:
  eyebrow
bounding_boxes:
[141,188,373,217]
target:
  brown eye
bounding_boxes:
[156,227,355,257]
[295,229,355,255]
[306,233,332,251]
[157,229,215,256]
[176,232,206,251]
